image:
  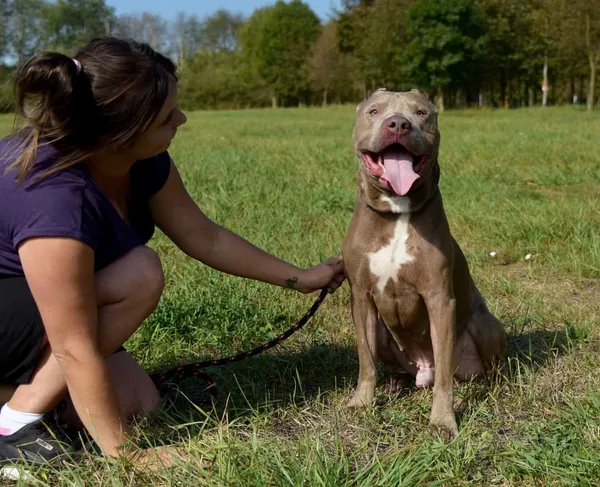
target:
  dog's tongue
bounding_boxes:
[382,147,420,196]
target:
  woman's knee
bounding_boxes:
[127,246,165,305]
[96,246,165,308]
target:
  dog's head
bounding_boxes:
[353,88,440,197]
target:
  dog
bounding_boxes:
[341,88,507,438]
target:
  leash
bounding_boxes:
[149,287,330,407]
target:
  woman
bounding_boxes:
[0,37,345,468]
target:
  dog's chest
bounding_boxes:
[367,214,415,294]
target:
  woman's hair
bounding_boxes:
[4,36,178,183]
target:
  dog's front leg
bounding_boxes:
[424,289,458,439]
[347,289,378,408]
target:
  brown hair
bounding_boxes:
[4,36,178,183]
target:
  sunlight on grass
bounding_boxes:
[0,106,599,485]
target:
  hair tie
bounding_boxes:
[72,58,82,73]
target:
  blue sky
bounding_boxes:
[106,0,343,22]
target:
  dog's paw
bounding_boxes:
[346,387,375,408]
[428,415,458,441]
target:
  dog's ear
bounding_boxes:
[410,88,429,101]
[358,87,387,111]
[368,87,388,98]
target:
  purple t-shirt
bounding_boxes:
[0,135,171,277]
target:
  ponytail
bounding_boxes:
[8,52,99,183]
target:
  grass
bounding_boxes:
[1,105,599,486]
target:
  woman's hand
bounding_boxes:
[127,446,195,470]
[291,257,346,294]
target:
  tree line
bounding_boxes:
[1,0,599,112]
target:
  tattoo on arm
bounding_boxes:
[285,277,299,289]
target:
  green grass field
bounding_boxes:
[1,105,599,486]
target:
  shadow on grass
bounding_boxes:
[158,342,360,415]
[505,328,570,373]
[450,327,573,425]
[150,325,578,437]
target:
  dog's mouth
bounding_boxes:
[361,143,427,196]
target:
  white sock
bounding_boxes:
[0,404,44,436]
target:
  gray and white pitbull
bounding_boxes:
[342,88,507,438]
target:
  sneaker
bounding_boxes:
[0,414,79,467]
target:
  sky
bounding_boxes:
[105,0,343,22]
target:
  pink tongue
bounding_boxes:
[382,147,420,196]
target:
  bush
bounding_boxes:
[0,66,15,113]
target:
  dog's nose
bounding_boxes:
[384,115,412,135]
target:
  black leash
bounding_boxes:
[149,288,329,406]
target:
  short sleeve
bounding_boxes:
[131,151,172,199]
[10,179,103,251]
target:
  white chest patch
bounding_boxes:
[379,194,411,214]
[368,214,414,294]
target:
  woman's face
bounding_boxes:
[130,79,187,161]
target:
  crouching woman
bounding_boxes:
[0,36,345,468]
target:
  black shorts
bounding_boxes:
[0,276,125,385]
[0,276,47,385]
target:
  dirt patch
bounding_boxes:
[497,262,599,316]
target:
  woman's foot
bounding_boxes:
[0,412,79,473]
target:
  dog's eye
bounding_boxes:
[416,109,427,116]
[369,108,378,115]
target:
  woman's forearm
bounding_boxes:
[190,224,304,290]
[60,351,130,457]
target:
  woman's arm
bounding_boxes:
[18,237,129,457]
[150,160,345,294]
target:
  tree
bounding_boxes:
[308,21,340,106]
[198,8,244,52]
[41,0,115,52]
[238,7,272,105]
[477,0,547,108]
[336,0,374,55]
[336,0,374,96]
[7,0,46,65]
[171,12,203,70]
[0,63,14,112]
[541,0,600,110]
[115,12,168,52]
[539,0,587,105]
[564,0,600,110]
[0,0,10,58]
[308,20,364,106]
[525,0,553,107]
[246,0,321,107]
[361,0,414,90]
[404,0,487,111]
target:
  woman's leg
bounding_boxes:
[0,386,16,406]
[5,245,165,421]
[59,350,160,429]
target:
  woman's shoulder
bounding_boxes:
[0,136,105,251]
[0,136,99,224]
[1,134,91,190]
